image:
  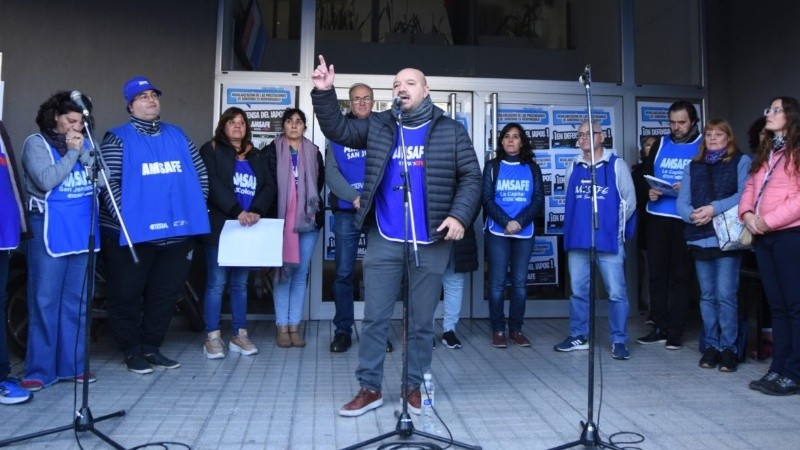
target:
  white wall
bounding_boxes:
[0,0,218,152]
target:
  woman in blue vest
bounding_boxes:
[676,119,750,372]
[482,123,544,348]
[20,91,100,391]
[264,108,324,347]
[199,107,275,359]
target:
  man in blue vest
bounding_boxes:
[312,55,481,417]
[100,76,210,375]
[555,121,636,360]
[636,101,700,350]
[326,83,392,354]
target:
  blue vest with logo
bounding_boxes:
[376,122,430,243]
[331,141,366,211]
[37,135,100,256]
[234,159,256,212]
[564,154,623,254]
[0,138,21,250]
[112,123,210,245]
[486,160,535,239]
[647,134,700,218]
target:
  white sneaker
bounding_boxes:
[230,329,258,356]
[204,331,225,359]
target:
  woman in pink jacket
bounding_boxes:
[740,96,800,396]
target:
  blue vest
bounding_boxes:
[486,160,535,238]
[564,155,623,254]
[38,135,100,256]
[331,141,366,211]
[685,154,742,241]
[376,122,430,243]
[112,123,210,245]
[647,134,700,218]
[0,140,21,250]
[233,160,256,212]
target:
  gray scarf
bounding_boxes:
[399,96,434,127]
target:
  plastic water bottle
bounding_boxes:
[420,373,435,432]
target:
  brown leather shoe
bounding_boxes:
[404,387,421,415]
[509,331,531,347]
[492,331,508,348]
[339,387,383,417]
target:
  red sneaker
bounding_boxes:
[21,379,44,392]
[339,387,383,417]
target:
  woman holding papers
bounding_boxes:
[199,107,275,359]
[263,108,324,348]
[676,119,750,372]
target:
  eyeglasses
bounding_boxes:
[764,107,784,116]
[576,131,602,139]
[134,92,160,102]
[350,96,372,104]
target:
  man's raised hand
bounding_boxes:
[312,55,335,90]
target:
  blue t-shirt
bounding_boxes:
[233,159,256,212]
[486,160,535,238]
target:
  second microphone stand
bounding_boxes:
[549,66,625,450]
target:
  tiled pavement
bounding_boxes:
[2,315,798,449]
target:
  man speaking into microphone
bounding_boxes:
[312,55,481,417]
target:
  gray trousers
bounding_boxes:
[356,228,451,392]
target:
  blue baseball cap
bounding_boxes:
[123,76,162,104]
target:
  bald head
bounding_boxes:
[393,68,430,112]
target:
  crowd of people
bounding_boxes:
[2,65,799,407]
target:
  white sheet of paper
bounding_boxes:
[218,219,284,267]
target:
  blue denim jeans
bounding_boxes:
[273,229,319,326]
[0,251,10,380]
[695,255,741,351]
[26,214,90,386]
[332,211,362,335]
[440,249,465,332]
[567,243,630,344]
[486,231,536,333]
[204,244,250,334]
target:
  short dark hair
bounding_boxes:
[35,91,92,133]
[281,108,306,126]
[669,100,699,125]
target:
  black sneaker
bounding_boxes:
[718,349,738,372]
[636,328,667,345]
[750,371,780,391]
[386,340,393,353]
[760,375,799,396]
[665,337,682,350]
[330,333,352,353]
[441,330,462,349]
[143,351,180,369]
[699,348,720,368]
[125,354,154,374]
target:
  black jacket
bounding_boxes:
[311,88,481,240]
[199,139,276,245]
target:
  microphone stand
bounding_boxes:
[343,103,480,450]
[549,66,624,450]
[0,115,131,449]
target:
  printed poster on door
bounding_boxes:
[221,84,296,149]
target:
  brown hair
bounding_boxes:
[693,119,738,163]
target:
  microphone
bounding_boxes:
[578,65,591,86]
[391,96,403,110]
[70,91,91,117]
